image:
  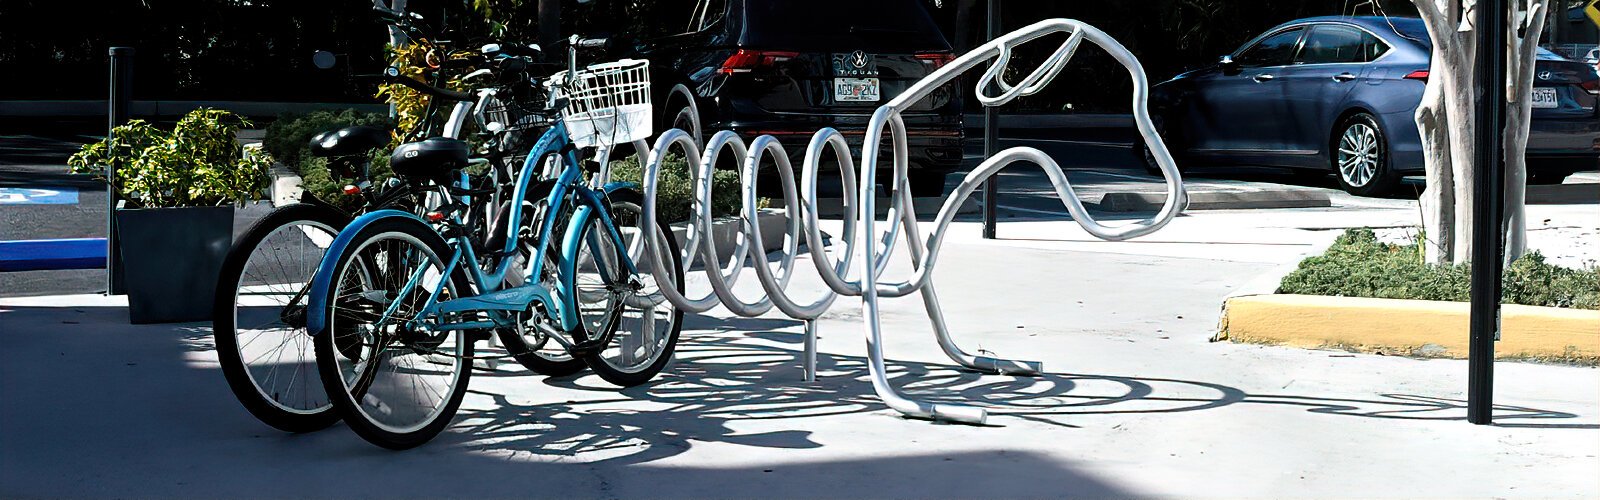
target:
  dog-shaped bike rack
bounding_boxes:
[632,19,1187,424]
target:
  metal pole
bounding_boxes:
[981,0,999,239]
[802,320,817,382]
[1468,0,1508,425]
[106,46,133,296]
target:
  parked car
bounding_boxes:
[1583,46,1598,65]
[1144,16,1600,196]
[626,0,964,195]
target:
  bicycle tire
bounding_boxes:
[313,215,475,449]
[571,187,685,387]
[493,180,588,376]
[213,202,351,433]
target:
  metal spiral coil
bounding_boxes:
[629,19,1187,425]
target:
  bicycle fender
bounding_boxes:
[553,203,597,332]
[602,181,638,195]
[305,209,426,337]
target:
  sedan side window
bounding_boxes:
[1362,32,1391,62]
[1237,28,1305,68]
[1296,25,1366,64]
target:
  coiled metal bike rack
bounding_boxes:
[632,19,1187,425]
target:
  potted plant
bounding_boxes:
[69,108,271,324]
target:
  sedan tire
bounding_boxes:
[1332,113,1399,197]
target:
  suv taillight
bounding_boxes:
[1582,75,1598,95]
[1403,70,1430,82]
[915,52,956,69]
[719,50,798,74]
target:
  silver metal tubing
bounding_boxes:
[630,19,1184,425]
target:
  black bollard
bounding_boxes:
[107,47,133,295]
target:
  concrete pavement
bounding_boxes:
[3,209,1596,498]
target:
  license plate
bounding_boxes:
[834,77,880,102]
[1531,87,1558,109]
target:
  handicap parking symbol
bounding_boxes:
[0,187,79,205]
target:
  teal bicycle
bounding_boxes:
[305,47,684,449]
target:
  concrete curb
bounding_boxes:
[1527,182,1599,205]
[1097,189,1331,212]
[1217,294,1600,364]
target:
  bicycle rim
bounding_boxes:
[327,230,466,435]
[231,219,340,416]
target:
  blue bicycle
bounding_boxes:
[304,51,683,449]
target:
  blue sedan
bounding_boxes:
[1146,16,1600,196]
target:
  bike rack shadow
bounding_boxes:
[433,312,1592,466]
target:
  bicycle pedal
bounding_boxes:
[567,339,606,357]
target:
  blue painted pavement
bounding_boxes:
[0,187,79,205]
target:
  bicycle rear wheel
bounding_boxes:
[571,188,684,387]
[213,203,349,433]
[492,181,587,376]
[313,216,474,449]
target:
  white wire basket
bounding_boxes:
[548,59,653,149]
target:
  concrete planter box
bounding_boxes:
[668,208,789,261]
[115,206,235,324]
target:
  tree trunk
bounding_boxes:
[1411,0,1479,265]
[1502,0,1550,263]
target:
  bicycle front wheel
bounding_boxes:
[213,202,349,433]
[570,188,685,387]
[313,216,474,449]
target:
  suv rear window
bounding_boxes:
[741,0,949,51]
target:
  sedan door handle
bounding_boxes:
[1333,72,1357,82]
[1252,74,1276,82]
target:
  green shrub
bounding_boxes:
[262,109,394,212]
[67,108,270,207]
[297,151,394,214]
[263,109,393,175]
[607,154,762,223]
[1279,228,1599,309]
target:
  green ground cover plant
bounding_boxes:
[1279,228,1599,310]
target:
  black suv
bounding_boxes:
[626,0,964,195]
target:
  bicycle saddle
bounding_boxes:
[308,126,391,158]
[390,137,469,184]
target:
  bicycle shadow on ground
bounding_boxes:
[436,313,1592,467]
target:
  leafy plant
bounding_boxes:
[1279,228,1599,309]
[263,109,393,175]
[377,43,473,141]
[607,154,766,223]
[68,108,270,208]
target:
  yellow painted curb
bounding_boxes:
[1218,294,1600,363]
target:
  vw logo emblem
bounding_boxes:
[1537,70,1553,81]
[851,50,868,69]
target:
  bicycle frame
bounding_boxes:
[305,119,643,341]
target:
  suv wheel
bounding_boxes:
[1332,113,1398,197]
[669,104,701,148]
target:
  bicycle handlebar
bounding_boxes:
[382,67,474,102]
